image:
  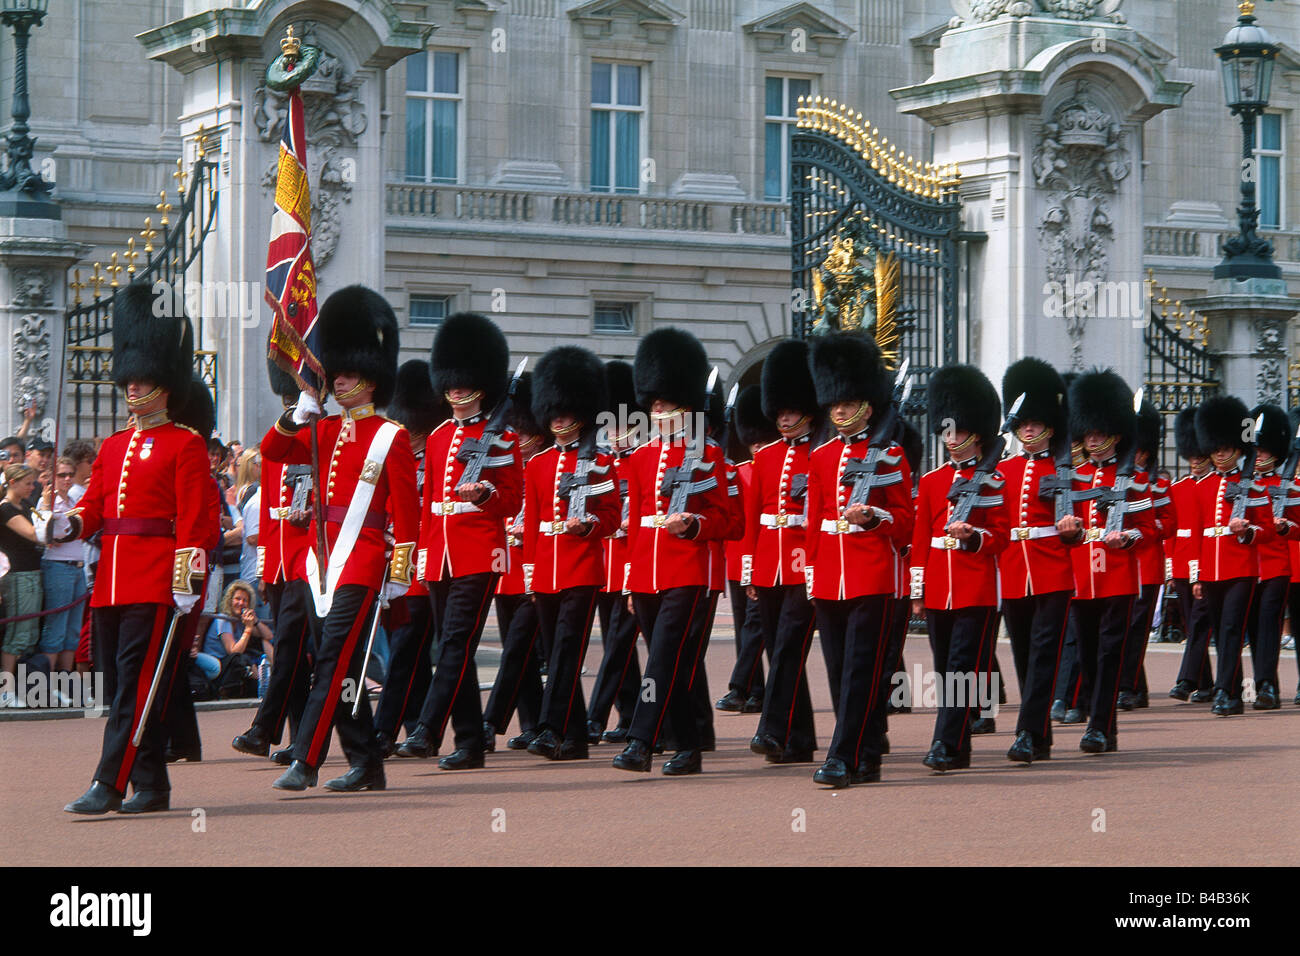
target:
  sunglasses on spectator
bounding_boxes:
[57,472,73,478]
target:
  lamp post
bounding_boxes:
[1213,0,1281,280]
[0,0,52,197]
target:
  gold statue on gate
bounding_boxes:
[808,216,901,369]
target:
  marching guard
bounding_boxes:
[64,283,215,814]
[1168,406,1216,702]
[1247,403,1294,711]
[264,286,419,793]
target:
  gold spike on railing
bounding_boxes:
[69,269,85,306]
[173,157,187,200]
[124,237,138,276]
[89,262,106,300]
[108,253,122,288]
[157,190,172,228]
[141,217,157,256]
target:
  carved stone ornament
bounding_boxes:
[949,0,1123,22]
[949,0,1034,22]
[1257,358,1284,407]
[13,312,50,417]
[1033,80,1132,369]
[253,22,365,269]
[10,268,53,309]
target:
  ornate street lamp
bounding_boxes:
[0,0,53,197]
[1213,0,1281,279]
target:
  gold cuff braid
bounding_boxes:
[389,542,415,587]
[173,547,207,595]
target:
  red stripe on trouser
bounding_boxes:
[305,592,375,766]
[501,616,539,719]
[436,584,495,741]
[955,609,994,747]
[270,616,310,736]
[611,612,640,701]
[783,612,818,751]
[649,590,702,746]
[559,596,598,737]
[687,594,717,690]
[115,605,170,794]
[851,604,890,759]
[1043,598,1072,739]
[1104,597,1135,736]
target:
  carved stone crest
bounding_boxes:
[12,312,50,417]
[950,0,1124,23]
[10,268,53,309]
[1257,358,1284,407]
[253,21,365,269]
[1033,81,1131,368]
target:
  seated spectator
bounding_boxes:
[194,580,272,682]
[1,464,43,707]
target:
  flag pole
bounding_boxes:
[309,410,328,594]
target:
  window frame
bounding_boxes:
[763,74,815,203]
[1255,110,1285,231]
[405,48,466,185]
[590,60,647,196]
[408,293,454,329]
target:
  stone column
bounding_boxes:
[0,215,87,442]
[1185,277,1299,408]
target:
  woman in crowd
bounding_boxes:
[1,464,43,706]
[39,456,88,675]
[194,579,273,684]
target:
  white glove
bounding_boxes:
[173,592,201,614]
[804,565,815,600]
[383,580,408,606]
[292,390,323,425]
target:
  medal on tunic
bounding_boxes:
[140,437,154,460]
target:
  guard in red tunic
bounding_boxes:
[232,354,315,764]
[1058,370,1155,753]
[397,313,523,768]
[1286,407,1300,707]
[805,332,912,788]
[997,358,1076,764]
[1117,400,1174,710]
[484,373,550,751]
[522,346,619,760]
[715,385,777,714]
[611,328,730,775]
[1168,406,1216,702]
[1247,403,1295,711]
[265,286,419,793]
[64,283,214,814]
[1190,395,1276,717]
[587,361,646,744]
[910,365,1008,773]
[372,360,448,755]
[744,339,822,764]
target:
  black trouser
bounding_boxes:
[1119,583,1160,696]
[1069,594,1135,740]
[250,579,313,745]
[817,594,890,765]
[725,581,765,699]
[1248,575,1288,691]
[375,593,435,739]
[1174,578,1215,690]
[678,588,720,748]
[1053,605,1082,708]
[926,606,998,755]
[162,604,204,759]
[588,591,640,732]
[484,593,543,735]
[416,571,499,753]
[882,597,910,711]
[535,586,599,743]
[1204,577,1256,702]
[1002,591,1071,745]
[628,586,708,751]
[1288,582,1300,692]
[292,585,381,771]
[755,583,818,754]
[93,603,185,794]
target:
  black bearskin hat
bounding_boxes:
[634,327,709,412]
[1136,399,1163,460]
[506,372,546,441]
[1068,370,1135,448]
[1002,357,1067,434]
[808,331,892,421]
[706,375,726,435]
[927,364,1000,442]
[1195,394,1250,456]
[533,346,608,431]
[266,346,299,404]
[1251,403,1292,464]
[317,285,399,407]
[388,360,446,437]
[899,417,924,476]
[734,384,779,449]
[1174,406,1203,461]
[430,312,510,412]
[604,360,644,445]
[111,282,194,403]
[171,375,215,439]
[761,339,820,422]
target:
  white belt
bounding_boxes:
[1175,529,1192,538]
[539,520,570,536]
[640,515,668,528]
[930,536,963,550]
[821,517,864,535]
[432,499,482,515]
[1203,526,1233,538]
[270,507,290,520]
[1009,525,1058,542]
[760,513,806,528]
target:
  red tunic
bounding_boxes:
[419,416,524,581]
[75,415,215,608]
[910,459,1009,611]
[803,432,913,601]
[523,444,620,593]
[601,453,633,594]
[497,507,526,596]
[260,405,420,591]
[1192,468,1276,582]
[1068,462,1157,600]
[997,452,1078,599]
[725,460,754,583]
[1168,474,1208,580]
[624,435,731,593]
[742,437,813,589]
[1136,474,1175,587]
[257,459,312,586]
[707,460,745,592]
[1255,472,1295,581]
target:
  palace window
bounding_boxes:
[764,75,813,202]
[406,50,462,183]
[591,62,644,194]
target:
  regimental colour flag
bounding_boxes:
[265,86,324,398]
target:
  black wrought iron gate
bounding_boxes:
[64,140,219,439]
[790,98,965,436]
